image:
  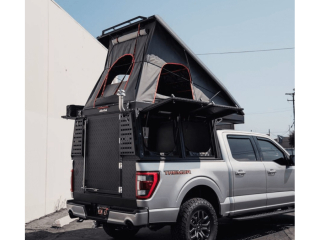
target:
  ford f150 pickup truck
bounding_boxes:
[66,110,295,240]
[63,15,295,240]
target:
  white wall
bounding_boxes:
[25,0,107,222]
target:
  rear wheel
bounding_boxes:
[171,198,218,240]
[102,223,139,239]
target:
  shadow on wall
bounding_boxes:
[54,196,66,212]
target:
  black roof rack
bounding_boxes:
[100,16,147,36]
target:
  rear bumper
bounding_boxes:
[67,200,148,226]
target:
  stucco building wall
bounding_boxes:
[25,0,107,222]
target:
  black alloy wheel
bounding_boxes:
[189,210,212,239]
[171,198,218,240]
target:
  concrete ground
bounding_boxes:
[25,209,294,240]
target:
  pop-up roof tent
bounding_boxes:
[85,15,244,123]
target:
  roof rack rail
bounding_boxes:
[101,16,147,36]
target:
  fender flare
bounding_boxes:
[175,176,223,208]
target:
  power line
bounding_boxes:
[196,47,294,55]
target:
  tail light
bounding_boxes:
[70,169,74,192]
[136,172,159,199]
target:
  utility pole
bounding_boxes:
[285,88,295,131]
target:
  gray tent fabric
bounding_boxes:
[85,21,156,108]
[136,54,166,102]
[84,15,243,116]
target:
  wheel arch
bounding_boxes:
[175,177,223,216]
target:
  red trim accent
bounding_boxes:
[93,54,134,107]
[122,58,135,90]
[70,169,74,192]
[123,24,140,90]
[136,172,160,200]
[133,24,141,57]
[97,105,109,109]
[152,63,194,103]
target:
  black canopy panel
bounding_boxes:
[140,97,243,120]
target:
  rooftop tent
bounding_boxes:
[85,15,244,122]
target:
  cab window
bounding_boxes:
[257,138,285,163]
[227,136,257,161]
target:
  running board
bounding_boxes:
[232,208,294,221]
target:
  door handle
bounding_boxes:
[235,170,246,176]
[267,169,277,175]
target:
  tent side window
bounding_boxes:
[154,63,194,102]
[96,54,134,99]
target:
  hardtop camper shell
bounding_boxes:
[64,15,244,219]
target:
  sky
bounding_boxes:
[55,0,295,138]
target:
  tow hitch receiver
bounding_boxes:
[97,206,109,217]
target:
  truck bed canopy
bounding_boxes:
[85,15,244,120]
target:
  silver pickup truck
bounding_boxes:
[66,109,295,240]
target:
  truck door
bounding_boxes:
[254,137,295,208]
[225,134,267,215]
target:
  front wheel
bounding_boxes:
[171,198,218,240]
[102,223,139,239]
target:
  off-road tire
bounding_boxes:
[102,223,139,239]
[171,198,218,240]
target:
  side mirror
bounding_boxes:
[287,155,295,166]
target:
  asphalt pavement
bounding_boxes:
[25,209,294,240]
